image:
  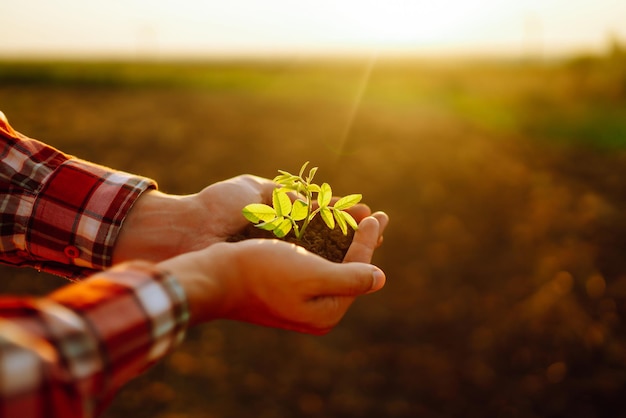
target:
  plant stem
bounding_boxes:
[291,218,301,239]
[296,187,315,240]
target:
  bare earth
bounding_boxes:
[1,57,625,417]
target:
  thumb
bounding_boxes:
[343,216,380,263]
[320,263,386,297]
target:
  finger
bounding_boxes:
[238,174,278,204]
[317,261,386,297]
[285,190,306,203]
[345,203,372,223]
[371,211,389,247]
[303,295,356,335]
[343,216,380,263]
[372,211,389,233]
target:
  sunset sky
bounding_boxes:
[1,0,624,58]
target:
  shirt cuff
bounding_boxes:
[69,261,190,405]
[27,158,157,274]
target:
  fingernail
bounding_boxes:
[370,269,386,293]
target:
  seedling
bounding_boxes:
[242,162,362,240]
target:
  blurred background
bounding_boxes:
[1,1,626,417]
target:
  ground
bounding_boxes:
[0,53,625,417]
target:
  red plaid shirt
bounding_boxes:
[0,114,189,417]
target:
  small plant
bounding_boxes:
[242,162,362,240]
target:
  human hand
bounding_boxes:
[179,175,381,248]
[113,174,382,264]
[113,175,275,263]
[157,212,388,334]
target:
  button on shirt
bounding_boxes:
[0,116,189,417]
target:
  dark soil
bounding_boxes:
[227,216,354,263]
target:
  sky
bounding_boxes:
[1,0,624,59]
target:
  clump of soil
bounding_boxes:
[227,216,354,263]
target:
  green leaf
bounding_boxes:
[298,161,310,178]
[273,189,292,217]
[320,207,335,229]
[341,210,359,230]
[279,185,298,194]
[307,166,318,183]
[257,217,284,231]
[333,194,362,210]
[273,174,289,182]
[273,218,293,238]
[242,204,276,223]
[291,199,308,221]
[307,184,321,194]
[273,174,299,187]
[334,209,348,235]
[318,183,332,207]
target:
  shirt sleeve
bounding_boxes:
[0,261,189,418]
[0,114,157,280]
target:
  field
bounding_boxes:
[1,50,626,417]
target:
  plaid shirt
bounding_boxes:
[0,114,157,280]
[0,115,190,417]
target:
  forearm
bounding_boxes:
[0,116,156,279]
[0,261,189,417]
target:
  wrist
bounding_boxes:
[112,190,191,264]
[157,243,234,326]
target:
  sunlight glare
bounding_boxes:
[332,53,378,159]
[1,0,624,57]
[332,0,501,48]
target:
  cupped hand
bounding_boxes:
[184,175,380,246]
[157,212,388,334]
[113,174,383,264]
[184,174,277,244]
